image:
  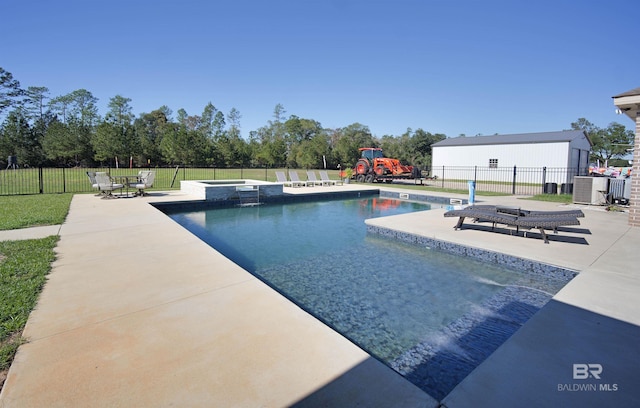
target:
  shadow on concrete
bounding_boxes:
[457,224,590,245]
[290,357,437,408]
[443,300,640,407]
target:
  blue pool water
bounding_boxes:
[167,196,572,400]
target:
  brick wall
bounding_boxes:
[630,113,640,227]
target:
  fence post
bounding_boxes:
[542,166,547,194]
[474,166,477,185]
[265,166,268,181]
[39,167,44,194]
[512,165,516,195]
[63,167,66,193]
[441,165,445,188]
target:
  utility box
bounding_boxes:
[573,176,608,205]
[608,178,632,204]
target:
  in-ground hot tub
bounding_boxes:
[180,179,284,202]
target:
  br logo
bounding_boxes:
[573,363,602,380]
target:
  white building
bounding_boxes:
[431,130,591,185]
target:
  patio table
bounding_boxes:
[114,175,140,198]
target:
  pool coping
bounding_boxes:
[1,185,638,407]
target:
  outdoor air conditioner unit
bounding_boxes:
[573,176,608,205]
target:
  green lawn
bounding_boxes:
[380,182,509,196]
[0,194,73,230]
[521,193,573,204]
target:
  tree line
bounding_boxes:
[1,67,633,170]
[0,67,445,170]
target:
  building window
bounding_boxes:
[489,159,498,168]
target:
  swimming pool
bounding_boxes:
[165,195,574,399]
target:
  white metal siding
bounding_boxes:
[432,142,573,183]
[432,142,570,167]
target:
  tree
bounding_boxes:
[571,118,598,137]
[200,102,218,138]
[42,89,99,165]
[67,89,99,127]
[411,128,446,167]
[49,93,73,123]
[160,123,210,165]
[24,86,50,123]
[251,104,288,166]
[332,123,375,167]
[92,121,126,164]
[0,109,44,167]
[92,95,135,165]
[134,109,169,166]
[284,116,326,167]
[41,119,76,165]
[571,118,634,164]
[107,95,134,129]
[0,67,23,116]
[294,133,330,168]
[593,122,634,164]
[226,108,242,139]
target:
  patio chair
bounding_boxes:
[444,206,581,244]
[306,171,328,186]
[288,171,310,187]
[94,172,124,199]
[86,171,101,195]
[128,171,155,196]
[275,171,294,187]
[319,170,343,186]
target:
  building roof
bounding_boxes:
[612,87,640,121]
[613,87,640,98]
[432,130,590,147]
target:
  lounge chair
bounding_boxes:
[289,171,310,187]
[306,171,328,186]
[319,170,343,186]
[444,206,581,244]
[275,171,294,187]
[128,171,155,196]
[94,172,124,199]
[465,205,584,218]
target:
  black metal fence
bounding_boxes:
[0,166,305,196]
[427,166,589,195]
[1,165,590,196]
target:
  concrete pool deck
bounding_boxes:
[1,185,638,407]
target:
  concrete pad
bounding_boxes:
[0,225,61,241]
[365,198,629,272]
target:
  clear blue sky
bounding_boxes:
[2,0,638,138]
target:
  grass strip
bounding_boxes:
[522,194,573,204]
[0,236,59,371]
[0,194,72,230]
[380,183,509,196]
